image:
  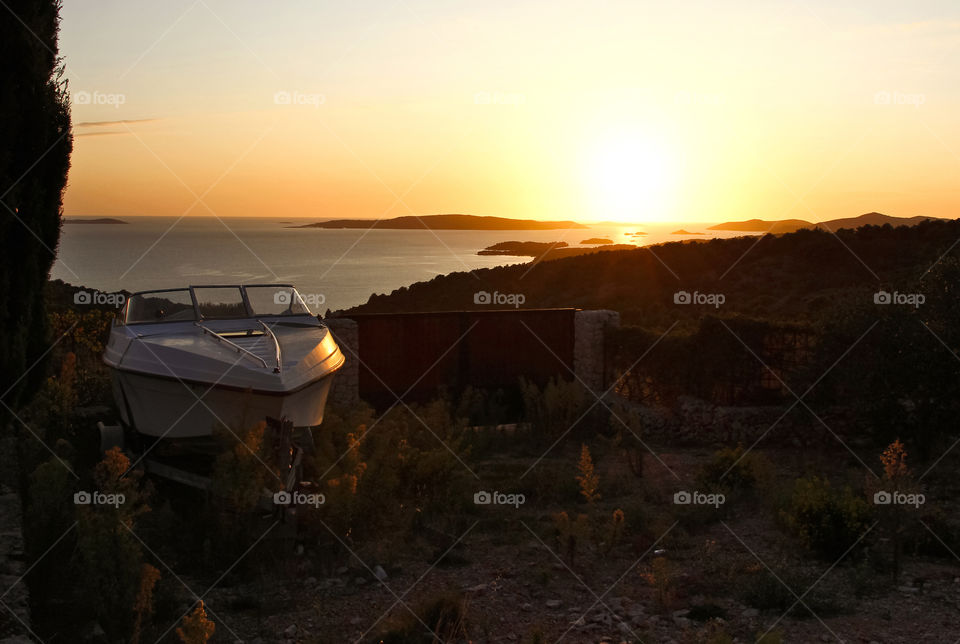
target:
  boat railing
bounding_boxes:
[194,322,270,369]
[258,320,282,374]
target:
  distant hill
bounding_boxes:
[340,218,960,327]
[64,217,127,224]
[292,214,588,230]
[709,212,940,234]
[478,240,635,261]
[815,212,941,232]
[580,238,613,245]
[708,218,812,233]
[671,229,703,235]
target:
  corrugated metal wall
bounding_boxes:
[345,309,576,406]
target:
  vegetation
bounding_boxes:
[779,475,873,560]
[0,0,72,411]
[5,219,960,640]
[347,219,960,326]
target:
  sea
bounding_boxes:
[52,217,749,312]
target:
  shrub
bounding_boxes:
[74,448,152,639]
[607,399,646,477]
[379,592,469,643]
[643,556,673,612]
[780,475,872,560]
[176,601,215,644]
[520,376,595,445]
[739,563,852,616]
[696,444,770,496]
[575,444,601,503]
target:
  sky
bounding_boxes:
[61,0,960,224]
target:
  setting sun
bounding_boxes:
[584,130,679,223]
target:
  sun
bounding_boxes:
[584,130,678,224]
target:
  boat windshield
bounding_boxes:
[192,286,247,319]
[124,290,196,324]
[245,285,312,316]
[122,285,312,324]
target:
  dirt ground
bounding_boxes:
[193,447,960,644]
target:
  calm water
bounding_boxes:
[52,217,745,311]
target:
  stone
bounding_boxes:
[354,577,367,585]
[373,565,388,581]
[545,599,562,608]
[283,625,297,638]
[521,602,532,611]
[742,608,759,618]
[336,566,348,575]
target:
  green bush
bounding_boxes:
[779,475,873,560]
[520,376,600,446]
[303,400,474,555]
[696,444,770,496]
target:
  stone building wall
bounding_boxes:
[573,309,620,394]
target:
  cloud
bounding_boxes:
[74,118,159,128]
[75,131,128,137]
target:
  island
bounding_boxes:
[708,212,942,234]
[707,218,812,233]
[478,240,635,261]
[63,217,127,224]
[580,237,613,245]
[479,241,568,256]
[291,214,588,230]
[671,229,704,235]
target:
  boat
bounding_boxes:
[104,284,345,440]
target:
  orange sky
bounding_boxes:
[62,1,960,224]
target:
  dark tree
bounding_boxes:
[0,0,72,409]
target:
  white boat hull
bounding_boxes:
[112,369,337,438]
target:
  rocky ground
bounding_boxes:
[196,528,960,644]
[185,448,960,644]
[0,486,31,644]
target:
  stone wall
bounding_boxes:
[617,395,858,447]
[574,309,620,394]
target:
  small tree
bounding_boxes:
[131,563,161,644]
[177,601,216,644]
[575,444,600,504]
[875,438,920,580]
[75,448,150,639]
